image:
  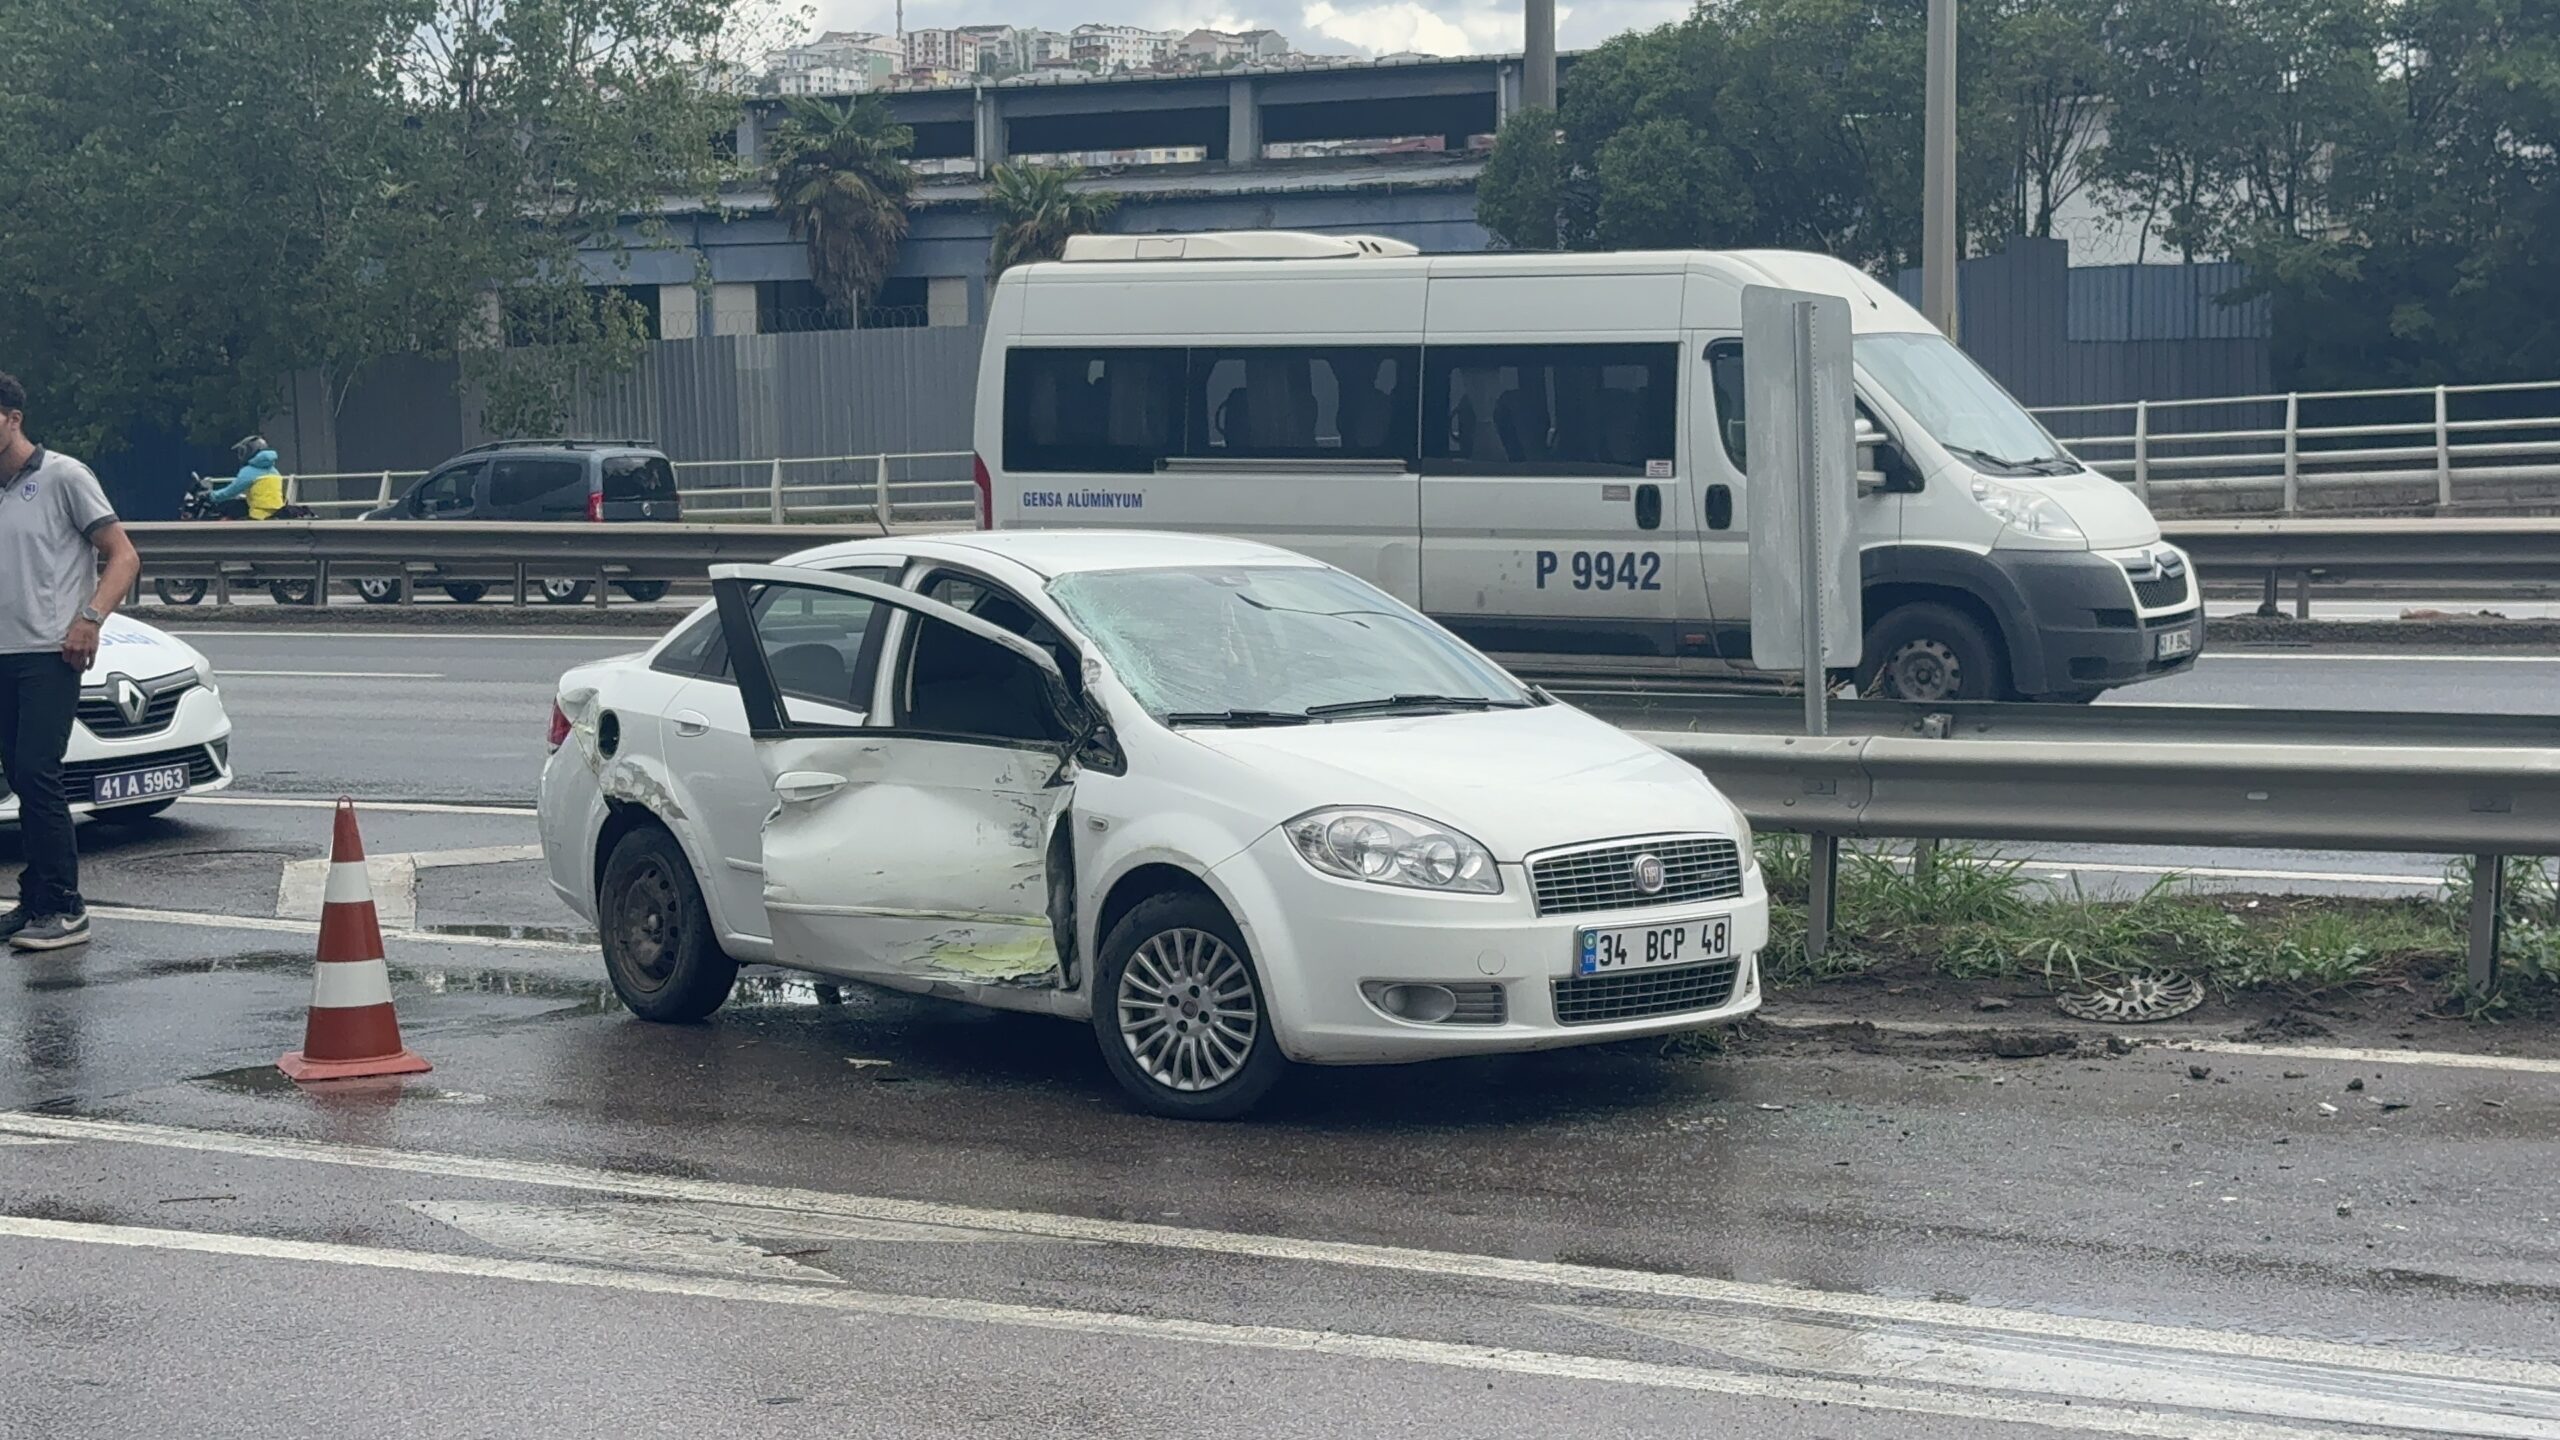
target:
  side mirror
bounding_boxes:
[1855,419,1919,495]
[405,489,428,517]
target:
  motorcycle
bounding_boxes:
[153,475,320,606]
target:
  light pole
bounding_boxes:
[1524,0,1557,113]
[1921,0,1958,338]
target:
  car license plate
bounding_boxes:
[2156,628,2196,660]
[1579,915,1732,976]
[91,762,190,806]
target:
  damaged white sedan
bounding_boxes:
[539,532,1767,1118]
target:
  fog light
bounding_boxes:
[1364,981,1458,1024]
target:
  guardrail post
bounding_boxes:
[2282,392,2301,514]
[875,454,893,531]
[2131,400,2150,503]
[513,563,528,608]
[594,568,610,611]
[768,458,785,525]
[1806,834,1840,965]
[313,559,329,607]
[2467,854,2506,993]
[2293,571,2311,620]
[378,471,394,507]
[2255,570,2280,618]
[2433,385,2453,509]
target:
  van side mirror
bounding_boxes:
[1855,419,1920,495]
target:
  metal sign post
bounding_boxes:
[1743,286,1860,962]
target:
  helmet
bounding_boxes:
[232,433,272,462]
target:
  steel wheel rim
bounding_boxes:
[1885,638,1961,701]
[1116,928,1258,1093]
[614,859,681,987]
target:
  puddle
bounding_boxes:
[189,1064,307,1095]
[731,974,861,1009]
[421,922,600,945]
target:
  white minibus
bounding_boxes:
[969,232,2201,702]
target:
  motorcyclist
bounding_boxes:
[207,434,288,519]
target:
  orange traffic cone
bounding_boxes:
[278,799,431,1082]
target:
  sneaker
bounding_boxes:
[0,908,28,944]
[9,912,89,951]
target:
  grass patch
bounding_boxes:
[1753,837,2484,1003]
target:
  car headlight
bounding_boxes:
[1285,808,1502,895]
[1970,477,2084,540]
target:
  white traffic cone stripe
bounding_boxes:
[309,957,396,1010]
[323,860,376,906]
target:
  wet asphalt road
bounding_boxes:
[3,626,2558,1436]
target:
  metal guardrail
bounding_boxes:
[274,450,975,526]
[1627,698,2560,989]
[2030,378,2560,516]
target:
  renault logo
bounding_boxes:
[1631,853,1666,895]
[111,675,148,727]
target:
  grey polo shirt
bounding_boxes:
[1,447,118,654]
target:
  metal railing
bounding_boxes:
[1631,695,2560,988]
[2030,378,2560,517]
[272,450,975,528]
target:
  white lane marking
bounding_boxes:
[0,1135,63,1147]
[276,855,418,931]
[410,844,546,870]
[1557,1305,2560,1438]
[2179,1041,2560,1078]
[0,1214,2437,1440]
[416,1200,843,1283]
[219,670,444,679]
[2,1113,2552,1395]
[175,795,539,818]
[81,903,593,954]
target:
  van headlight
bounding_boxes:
[1970,477,2083,540]
[1286,808,1502,895]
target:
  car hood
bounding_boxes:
[1177,703,1738,861]
[85,614,205,686]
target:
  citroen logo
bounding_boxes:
[1631,853,1667,895]
[111,675,147,727]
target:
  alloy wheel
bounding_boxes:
[1116,928,1260,1093]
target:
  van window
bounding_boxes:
[1189,347,1419,461]
[488,457,589,515]
[1423,343,1676,477]
[603,454,678,502]
[1707,341,1747,470]
[1004,348,1186,474]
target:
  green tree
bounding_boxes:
[0,0,751,451]
[986,161,1120,276]
[770,95,917,322]
[1476,107,1565,249]
[1975,0,2111,240]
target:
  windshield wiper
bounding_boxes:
[1305,693,1525,719]
[1947,443,2077,476]
[1162,708,1312,728]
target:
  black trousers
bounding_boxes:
[0,651,82,916]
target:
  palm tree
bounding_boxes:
[987,161,1120,277]
[770,96,917,323]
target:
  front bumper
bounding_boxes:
[1992,546,2202,696]
[0,682,235,820]
[1210,829,1770,1066]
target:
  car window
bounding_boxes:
[412,464,480,515]
[489,457,589,515]
[602,454,678,502]
[665,566,898,686]
[1424,342,1677,477]
[751,584,880,716]
[900,572,1071,744]
[1707,339,1888,473]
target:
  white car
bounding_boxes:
[538,531,1768,1118]
[0,615,234,825]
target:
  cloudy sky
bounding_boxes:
[809,0,1685,58]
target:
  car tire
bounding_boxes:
[1857,602,2010,703]
[616,580,670,603]
[269,579,317,607]
[91,799,178,824]
[352,578,401,605]
[540,579,593,605]
[598,826,737,1023]
[152,579,206,606]
[1091,891,1289,1120]
[442,583,488,604]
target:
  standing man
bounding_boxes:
[0,372,142,951]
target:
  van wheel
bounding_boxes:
[1859,602,2009,702]
[540,579,593,605]
[599,827,736,1022]
[268,579,317,607]
[442,583,488,604]
[1092,893,1288,1120]
[153,579,206,606]
[352,578,401,605]
[616,580,669,603]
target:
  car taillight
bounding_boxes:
[547,701,572,751]
[585,490,603,522]
[971,453,993,531]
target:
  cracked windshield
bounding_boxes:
[1047,564,1532,721]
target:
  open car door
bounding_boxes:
[709,563,1084,992]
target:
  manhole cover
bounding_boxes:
[2057,971,2205,1024]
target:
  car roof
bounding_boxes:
[780,529,1318,579]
